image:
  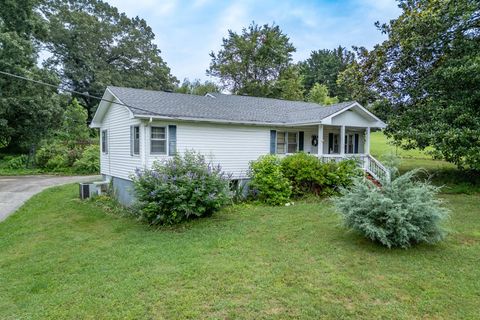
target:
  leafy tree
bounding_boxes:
[0,0,63,152]
[207,22,295,97]
[336,46,381,107]
[356,0,480,169]
[175,78,221,96]
[269,65,304,101]
[300,46,354,100]
[306,83,339,105]
[59,98,90,144]
[40,0,177,114]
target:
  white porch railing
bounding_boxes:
[319,154,391,183]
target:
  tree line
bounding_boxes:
[0,0,478,170]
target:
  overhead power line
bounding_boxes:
[0,70,163,116]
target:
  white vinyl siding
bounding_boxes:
[99,99,143,181]
[147,122,270,179]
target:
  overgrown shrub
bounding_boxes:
[35,142,69,168]
[46,154,69,170]
[132,151,231,225]
[248,155,292,205]
[5,154,28,169]
[280,153,363,196]
[333,169,449,248]
[73,144,100,173]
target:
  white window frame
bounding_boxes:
[344,133,359,154]
[276,131,299,155]
[130,125,140,156]
[287,131,298,154]
[101,129,108,154]
[150,126,168,155]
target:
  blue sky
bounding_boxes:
[110,0,401,82]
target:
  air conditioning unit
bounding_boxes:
[79,183,97,200]
[79,181,109,200]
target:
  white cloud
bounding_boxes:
[108,0,402,82]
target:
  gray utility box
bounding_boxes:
[79,181,109,200]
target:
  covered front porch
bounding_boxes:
[275,124,389,181]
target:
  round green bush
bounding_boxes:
[132,151,231,225]
[280,153,363,196]
[333,169,449,248]
[248,155,292,205]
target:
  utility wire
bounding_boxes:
[0,70,164,116]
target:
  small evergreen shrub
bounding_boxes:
[132,151,231,225]
[280,153,363,196]
[248,155,292,205]
[73,144,100,173]
[333,169,449,248]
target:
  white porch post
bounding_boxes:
[365,127,371,155]
[340,125,345,155]
[317,124,323,157]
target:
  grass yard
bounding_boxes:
[1,184,479,319]
[370,132,480,193]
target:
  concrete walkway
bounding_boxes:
[0,175,101,222]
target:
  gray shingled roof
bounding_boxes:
[108,86,356,124]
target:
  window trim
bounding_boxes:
[276,131,299,155]
[345,133,359,154]
[150,126,168,155]
[287,131,299,154]
[101,129,108,154]
[130,125,140,156]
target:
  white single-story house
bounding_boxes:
[91,86,389,205]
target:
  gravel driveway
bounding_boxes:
[0,175,101,222]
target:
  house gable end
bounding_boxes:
[90,88,134,128]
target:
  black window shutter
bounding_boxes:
[168,125,177,156]
[270,130,277,154]
[354,133,359,154]
[328,133,333,154]
[299,131,304,151]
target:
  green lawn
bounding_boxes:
[370,131,456,171]
[370,132,480,193]
[1,185,479,319]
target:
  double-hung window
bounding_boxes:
[150,126,167,154]
[101,130,108,154]
[277,132,286,154]
[130,125,140,156]
[277,132,298,154]
[287,132,298,153]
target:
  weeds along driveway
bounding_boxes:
[0,175,100,222]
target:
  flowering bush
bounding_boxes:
[132,151,231,225]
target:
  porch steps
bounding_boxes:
[365,172,382,187]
